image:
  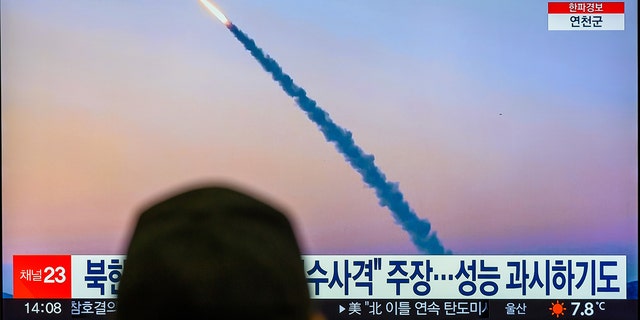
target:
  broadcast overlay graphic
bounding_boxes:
[2,0,637,319]
[3,254,636,319]
[547,2,625,30]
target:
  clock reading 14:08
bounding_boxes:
[24,302,63,314]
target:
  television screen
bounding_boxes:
[2,1,637,319]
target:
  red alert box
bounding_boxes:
[13,255,72,298]
[548,2,625,30]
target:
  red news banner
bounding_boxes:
[13,255,125,299]
[548,1,625,30]
[13,255,72,299]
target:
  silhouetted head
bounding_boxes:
[116,184,311,320]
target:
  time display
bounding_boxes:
[3,298,637,319]
[3,299,118,319]
[25,301,62,314]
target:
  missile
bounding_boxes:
[199,0,231,27]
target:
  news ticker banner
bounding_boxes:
[13,255,626,300]
[548,2,625,30]
[3,299,637,320]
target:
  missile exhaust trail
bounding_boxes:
[199,0,449,254]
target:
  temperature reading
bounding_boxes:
[570,301,605,316]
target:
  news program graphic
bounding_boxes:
[7,254,636,319]
[302,255,626,299]
[548,2,625,30]
[13,255,124,300]
[549,300,566,318]
[14,254,627,300]
[70,255,124,299]
[13,255,71,299]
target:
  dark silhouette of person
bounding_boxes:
[116,183,321,320]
